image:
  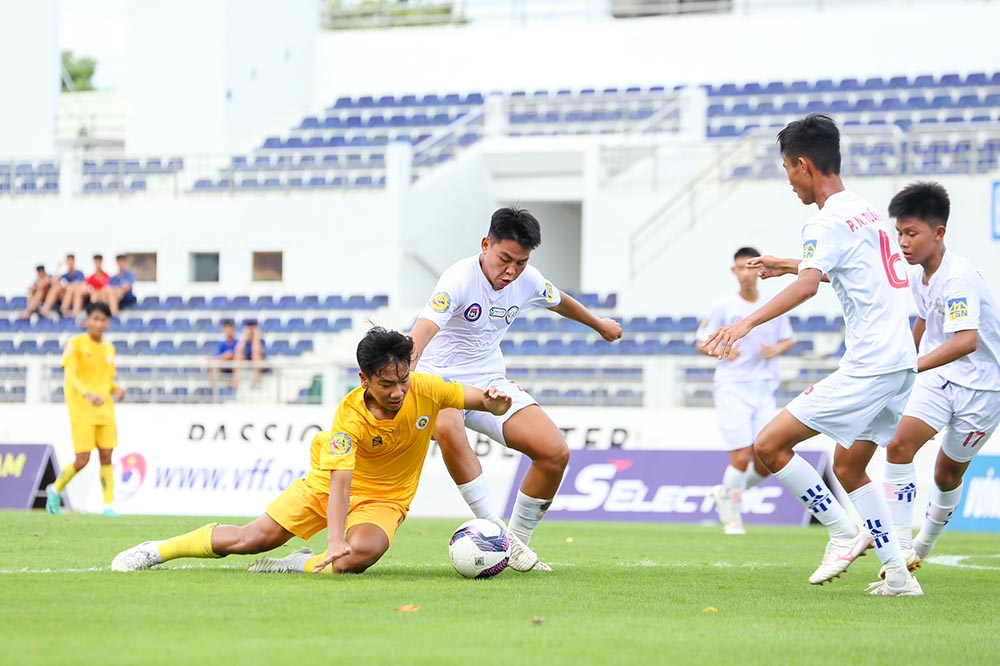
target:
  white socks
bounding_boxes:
[772,453,855,539]
[914,482,964,558]
[509,491,551,545]
[883,462,917,552]
[457,475,501,524]
[848,482,904,569]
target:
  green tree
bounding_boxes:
[62,50,96,92]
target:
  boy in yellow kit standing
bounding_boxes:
[47,301,125,516]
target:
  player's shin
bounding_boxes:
[100,464,115,507]
[158,523,222,561]
[883,462,917,552]
[53,464,77,492]
[914,482,963,558]
[773,454,855,538]
[457,475,502,525]
[848,483,908,583]
[508,491,551,545]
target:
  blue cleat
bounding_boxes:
[102,507,119,517]
[45,485,61,515]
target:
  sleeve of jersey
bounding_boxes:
[417,270,464,328]
[798,221,841,275]
[526,269,562,311]
[62,341,88,396]
[942,275,980,333]
[420,373,466,410]
[777,313,794,340]
[317,422,359,473]
[695,303,724,342]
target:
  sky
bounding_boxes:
[59,0,129,90]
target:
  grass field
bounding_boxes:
[1,512,998,665]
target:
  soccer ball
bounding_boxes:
[448,518,510,579]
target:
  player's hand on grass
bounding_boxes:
[113,388,126,401]
[705,320,752,360]
[85,392,105,407]
[482,386,512,416]
[597,318,623,342]
[314,539,352,572]
[746,255,789,280]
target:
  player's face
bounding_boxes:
[480,237,531,291]
[896,216,944,265]
[782,154,814,205]
[362,360,411,412]
[731,259,758,289]
[85,310,110,339]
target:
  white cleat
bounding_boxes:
[879,549,922,579]
[247,548,314,574]
[507,532,552,572]
[111,541,165,572]
[866,574,924,597]
[712,485,745,535]
[809,531,874,585]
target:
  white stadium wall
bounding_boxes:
[0,0,59,158]
[314,3,1000,101]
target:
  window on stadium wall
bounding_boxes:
[126,252,157,282]
[252,252,283,282]
[190,252,220,283]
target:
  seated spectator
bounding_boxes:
[71,254,111,319]
[234,320,267,387]
[18,264,52,319]
[98,254,137,317]
[39,254,85,318]
[208,319,239,390]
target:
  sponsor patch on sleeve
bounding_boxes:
[542,281,556,304]
[947,297,969,321]
[329,432,353,456]
[429,292,451,313]
[802,240,817,259]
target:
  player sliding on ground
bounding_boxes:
[705,114,923,596]
[409,206,622,572]
[880,182,1000,574]
[112,327,512,574]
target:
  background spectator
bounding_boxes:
[99,254,137,317]
[18,264,52,319]
[39,254,85,318]
[71,254,110,319]
[234,320,266,387]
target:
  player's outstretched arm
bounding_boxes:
[409,318,441,368]
[315,470,353,572]
[549,293,622,342]
[917,328,978,373]
[462,385,512,416]
[705,269,822,360]
[746,256,830,282]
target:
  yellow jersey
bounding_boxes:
[62,333,119,425]
[304,373,465,506]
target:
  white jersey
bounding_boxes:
[696,293,793,384]
[416,255,561,381]
[910,250,1000,391]
[799,190,916,376]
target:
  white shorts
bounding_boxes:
[714,380,778,451]
[786,368,915,448]
[903,377,1000,464]
[462,377,538,446]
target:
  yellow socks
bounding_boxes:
[100,465,115,506]
[53,464,78,493]
[305,552,334,574]
[157,523,221,562]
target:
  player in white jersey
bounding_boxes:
[879,182,1000,575]
[410,206,623,571]
[696,246,794,535]
[705,114,922,596]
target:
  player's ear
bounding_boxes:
[935,224,947,241]
[481,236,490,254]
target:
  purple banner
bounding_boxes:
[0,444,56,510]
[504,449,827,526]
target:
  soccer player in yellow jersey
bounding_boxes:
[46,302,125,517]
[111,327,511,574]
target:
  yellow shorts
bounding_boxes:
[266,478,407,544]
[70,420,118,454]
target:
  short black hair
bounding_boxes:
[221,319,235,327]
[93,254,103,261]
[35,264,45,272]
[86,301,112,318]
[116,254,126,261]
[734,247,760,262]
[243,319,259,327]
[888,181,950,228]
[356,327,413,378]
[776,114,841,175]
[66,253,75,260]
[488,206,542,250]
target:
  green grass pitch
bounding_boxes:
[1,512,998,665]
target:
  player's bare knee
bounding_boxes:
[934,468,963,492]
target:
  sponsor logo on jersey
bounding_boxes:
[330,432,353,456]
[372,436,383,447]
[429,292,451,313]
[489,307,507,318]
[935,297,945,315]
[415,415,430,430]
[543,281,556,303]
[464,303,482,321]
[505,306,520,325]
[947,298,969,321]
[802,240,817,259]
